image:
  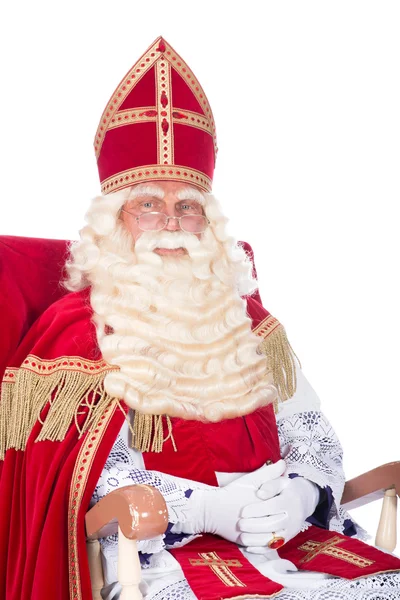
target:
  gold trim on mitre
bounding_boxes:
[253,315,300,407]
[100,164,212,195]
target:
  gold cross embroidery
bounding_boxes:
[189,552,246,588]
[298,537,374,568]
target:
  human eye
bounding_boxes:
[139,198,161,211]
[180,202,201,213]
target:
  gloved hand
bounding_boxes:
[179,459,287,544]
[251,558,331,588]
[238,476,320,552]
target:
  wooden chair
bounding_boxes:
[85,461,399,600]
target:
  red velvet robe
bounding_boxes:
[1,289,399,600]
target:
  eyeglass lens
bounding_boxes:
[138,213,208,233]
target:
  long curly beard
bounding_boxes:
[88,223,277,422]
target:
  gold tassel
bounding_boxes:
[0,382,13,460]
[0,365,117,460]
[257,322,300,403]
[130,411,177,453]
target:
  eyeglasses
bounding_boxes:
[120,209,210,234]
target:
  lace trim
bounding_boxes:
[104,572,400,600]
[277,410,345,522]
[92,430,197,559]
[273,571,400,599]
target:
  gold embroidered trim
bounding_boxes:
[94,39,161,158]
[0,356,118,460]
[189,552,246,588]
[253,315,281,338]
[68,400,119,599]
[107,107,157,130]
[254,316,300,403]
[108,107,214,136]
[156,59,174,165]
[94,36,218,160]
[101,164,212,194]
[172,108,214,135]
[298,537,375,568]
[163,40,218,157]
[5,355,114,378]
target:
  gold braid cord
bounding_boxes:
[253,315,300,407]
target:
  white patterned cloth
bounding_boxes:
[94,363,400,599]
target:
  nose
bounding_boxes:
[164,211,181,231]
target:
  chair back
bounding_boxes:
[0,235,70,378]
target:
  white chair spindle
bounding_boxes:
[118,525,143,600]
[375,487,397,552]
[86,539,104,600]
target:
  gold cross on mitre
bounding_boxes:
[189,552,246,588]
[298,536,375,568]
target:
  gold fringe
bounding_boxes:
[0,367,117,460]
[0,383,13,461]
[130,411,177,453]
[258,324,300,404]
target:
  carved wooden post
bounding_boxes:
[375,487,397,552]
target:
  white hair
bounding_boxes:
[65,187,258,297]
[64,186,276,422]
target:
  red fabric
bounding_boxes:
[143,401,281,486]
[169,535,283,599]
[0,238,266,599]
[1,280,399,598]
[98,122,158,182]
[0,235,69,380]
[0,290,127,599]
[170,66,205,115]
[173,124,215,179]
[119,66,156,110]
[95,36,217,194]
[278,525,400,579]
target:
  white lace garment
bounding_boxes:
[93,363,400,599]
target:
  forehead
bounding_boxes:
[129,181,205,204]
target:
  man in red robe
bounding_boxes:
[1,36,399,600]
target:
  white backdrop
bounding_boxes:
[1,1,399,541]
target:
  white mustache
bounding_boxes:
[134,230,201,252]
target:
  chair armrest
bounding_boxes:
[85,483,168,541]
[341,461,400,510]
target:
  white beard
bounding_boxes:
[90,225,277,422]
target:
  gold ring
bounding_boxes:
[267,532,285,549]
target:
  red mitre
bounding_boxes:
[94,36,217,195]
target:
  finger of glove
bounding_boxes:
[241,487,288,518]
[242,492,289,519]
[255,478,288,502]
[239,529,286,547]
[238,513,287,533]
[235,459,286,490]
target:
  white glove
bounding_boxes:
[238,476,320,552]
[179,460,287,543]
[251,558,331,588]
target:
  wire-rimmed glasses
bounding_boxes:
[120,209,210,234]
